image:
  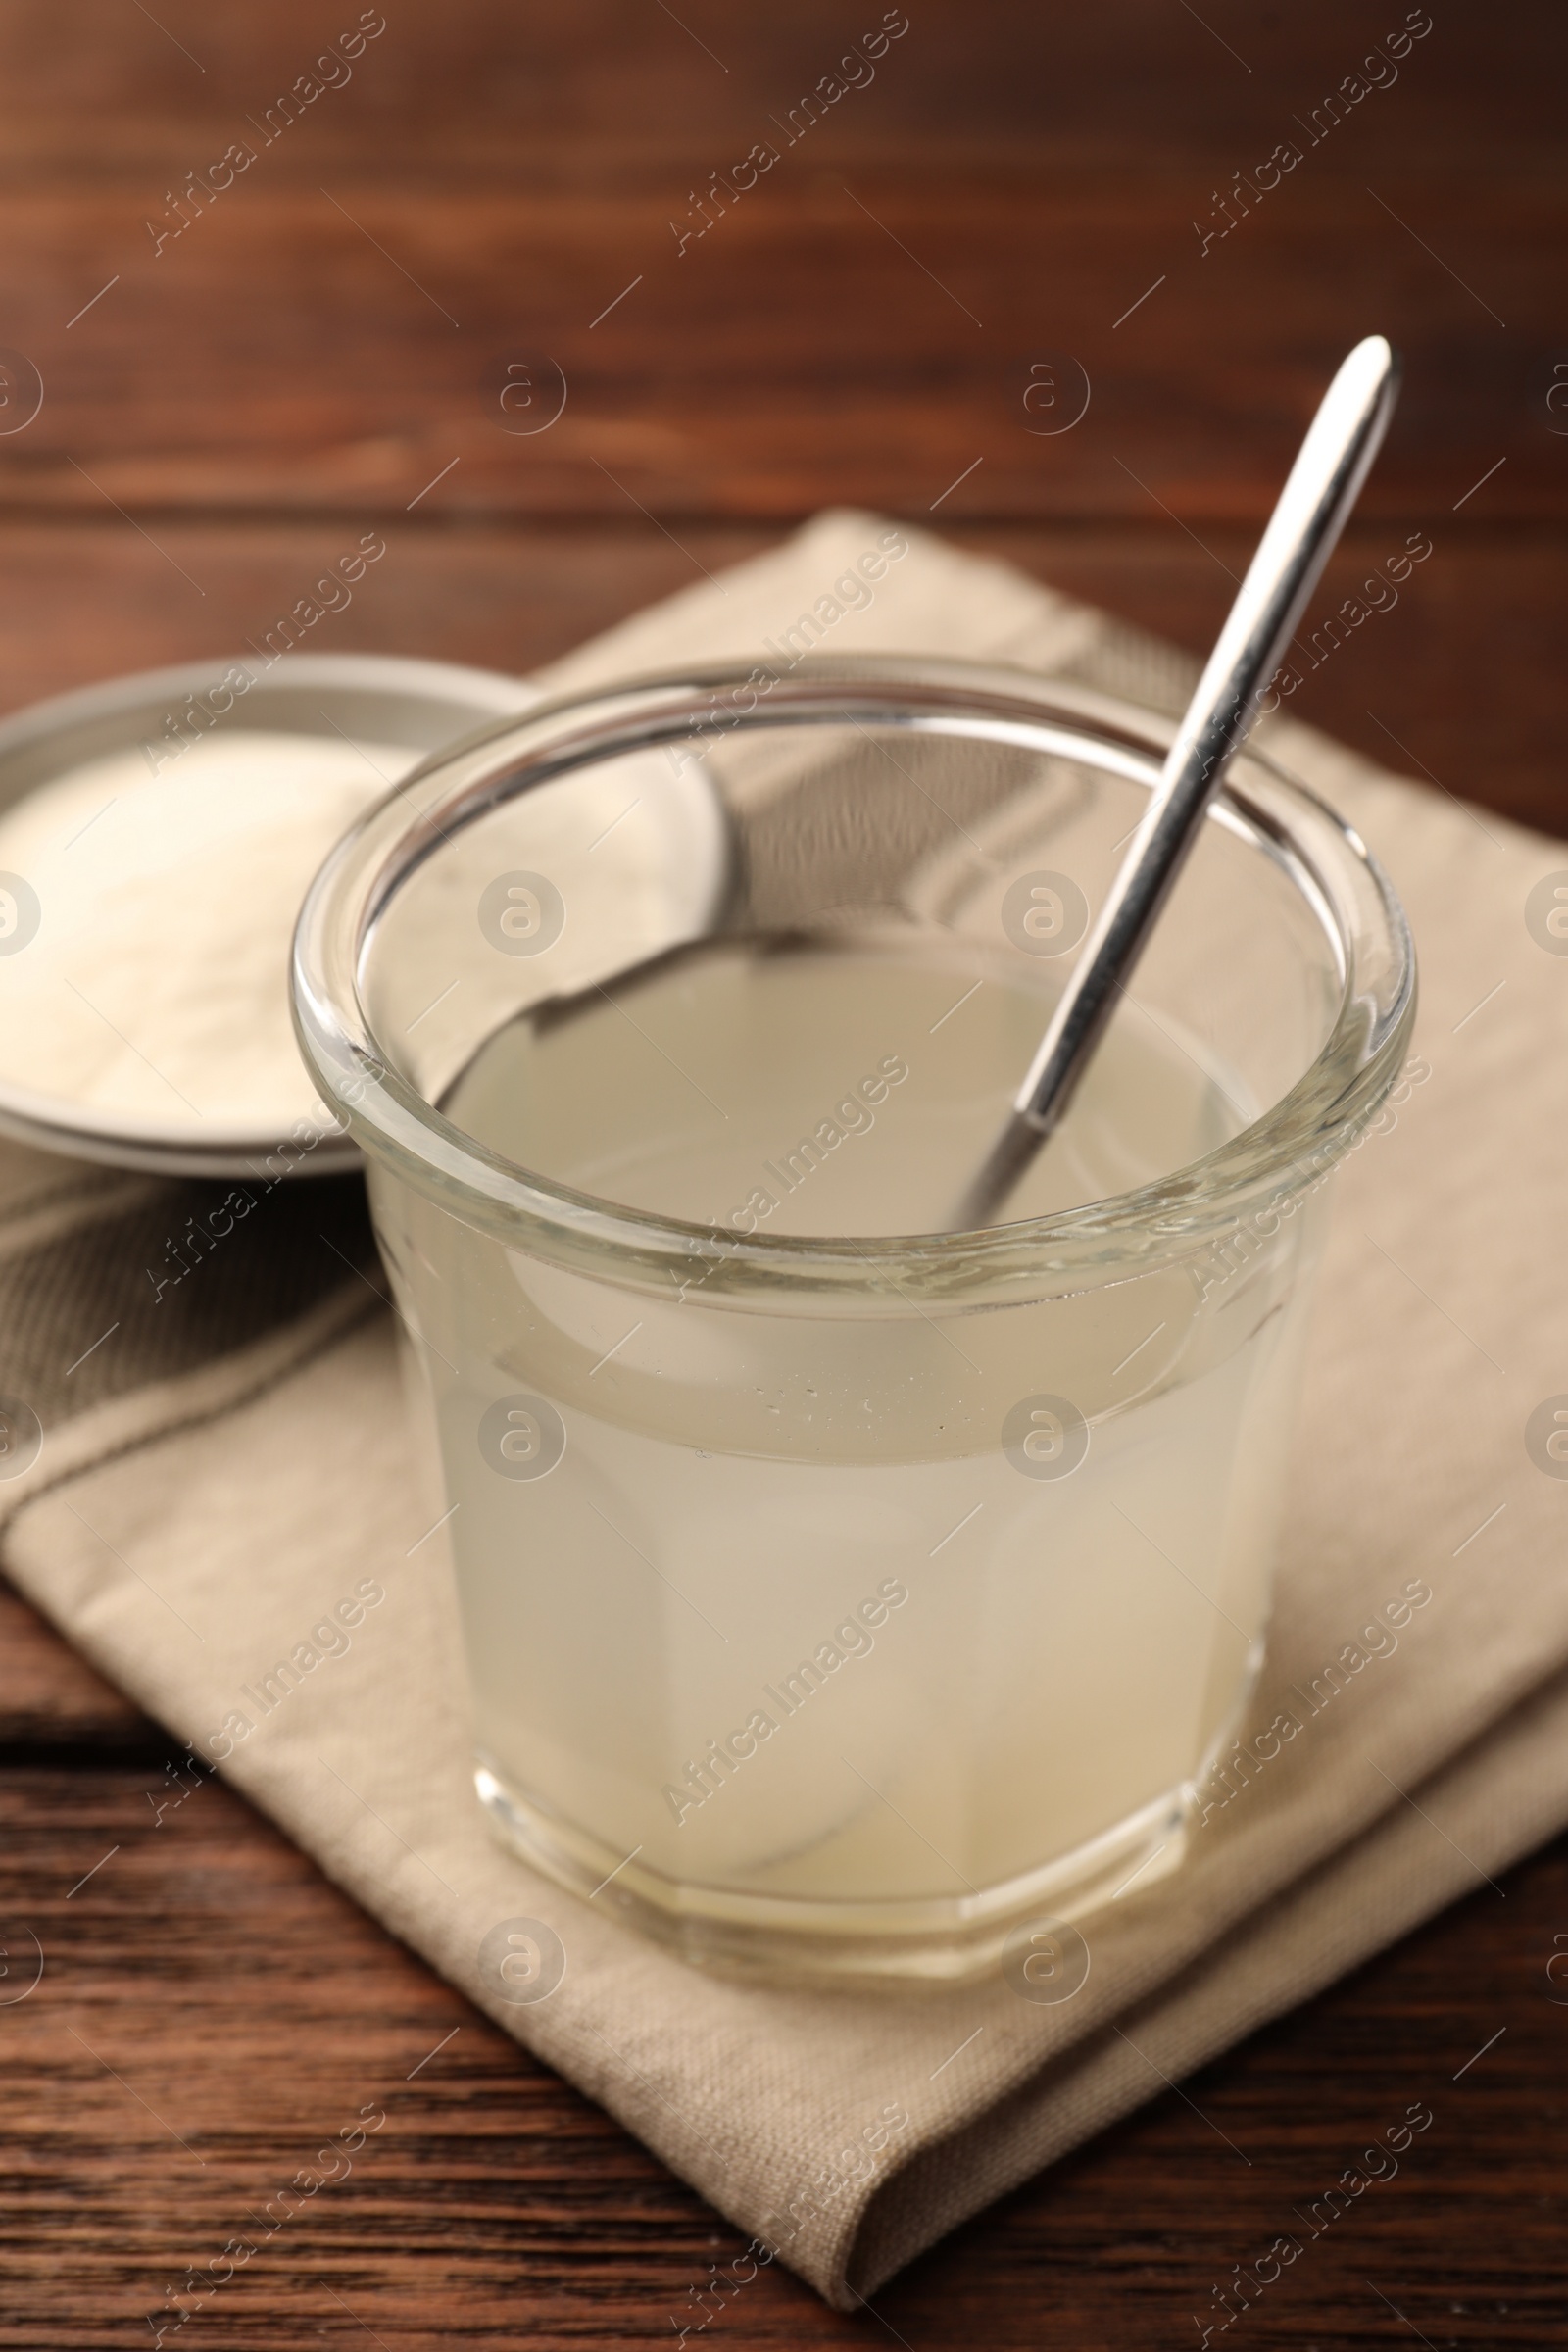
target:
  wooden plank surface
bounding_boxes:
[1,2,1565,2344]
[0,1584,140,1747]
[2,1751,1563,2351]
[0,4,1557,525]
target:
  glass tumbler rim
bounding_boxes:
[290,655,1417,1307]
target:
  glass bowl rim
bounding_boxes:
[290,656,1418,1302]
[0,650,539,1177]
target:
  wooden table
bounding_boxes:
[2,4,1564,2343]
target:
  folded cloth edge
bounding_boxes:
[2,508,1562,2310]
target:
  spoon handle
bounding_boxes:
[955,333,1401,1232]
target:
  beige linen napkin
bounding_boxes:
[4,512,1567,2311]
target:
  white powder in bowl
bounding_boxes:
[0,730,416,1133]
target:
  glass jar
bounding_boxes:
[292,659,1415,1982]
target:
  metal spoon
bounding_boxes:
[952,333,1401,1232]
